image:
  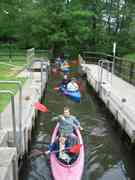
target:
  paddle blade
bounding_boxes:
[69,144,82,154]
[34,102,49,112]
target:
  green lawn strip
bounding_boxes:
[0,60,27,112]
[0,55,27,66]
[0,77,26,113]
[0,57,27,77]
[0,96,10,113]
[0,64,19,78]
[123,53,135,62]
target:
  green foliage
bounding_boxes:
[0,61,26,112]
[124,53,135,62]
[0,0,134,57]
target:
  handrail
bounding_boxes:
[0,81,22,154]
[82,51,135,64]
[0,90,17,151]
[27,58,49,95]
[82,51,135,86]
[97,59,113,93]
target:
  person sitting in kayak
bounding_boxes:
[60,60,70,74]
[55,56,61,67]
[60,74,71,88]
[67,78,79,92]
[52,106,83,147]
[45,135,72,163]
[60,53,65,64]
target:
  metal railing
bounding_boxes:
[81,51,135,86]
[0,49,26,57]
[0,81,22,154]
[0,90,17,150]
[35,49,52,59]
[97,59,113,93]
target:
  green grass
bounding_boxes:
[0,77,25,112]
[0,55,27,112]
[123,53,135,62]
[0,55,27,66]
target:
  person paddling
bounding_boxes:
[45,135,71,163]
[60,75,71,88]
[52,106,83,144]
[49,106,83,161]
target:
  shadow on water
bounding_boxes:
[20,74,135,180]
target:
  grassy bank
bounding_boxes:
[0,56,27,112]
[0,55,26,65]
[123,53,135,62]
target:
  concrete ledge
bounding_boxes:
[0,62,49,156]
[82,63,135,143]
[0,130,8,146]
[0,147,17,180]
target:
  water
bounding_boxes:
[20,74,135,180]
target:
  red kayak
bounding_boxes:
[50,123,84,180]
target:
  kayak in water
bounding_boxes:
[50,123,84,180]
[59,82,81,102]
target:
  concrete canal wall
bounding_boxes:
[0,59,49,180]
[79,55,135,144]
[0,148,17,180]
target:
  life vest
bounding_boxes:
[67,81,79,91]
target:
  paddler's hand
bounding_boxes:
[79,126,83,131]
[59,115,65,121]
[44,150,50,155]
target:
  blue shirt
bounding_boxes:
[52,115,80,136]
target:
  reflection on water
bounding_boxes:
[20,75,135,180]
[99,161,128,180]
[90,127,108,137]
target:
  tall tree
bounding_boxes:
[0,0,134,56]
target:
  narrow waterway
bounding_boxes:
[20,73,135,180]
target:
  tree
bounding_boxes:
[0,0,134,57]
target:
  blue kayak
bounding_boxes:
[60,84,81,102]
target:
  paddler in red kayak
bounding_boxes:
[45,106,83,162]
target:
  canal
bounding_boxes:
[20,72,135,180]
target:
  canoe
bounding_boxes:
[60,85,81,102]
[50,123,84,180]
